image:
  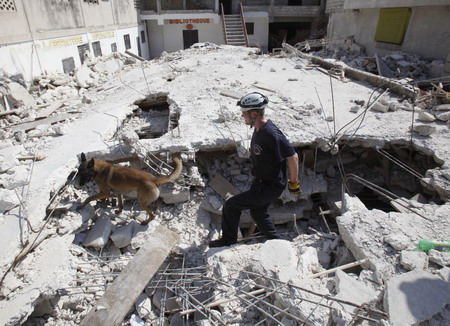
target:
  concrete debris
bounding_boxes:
[400,250,428,271]
[384,270,450,326]
[412,124,436,136]
[0,45,449,326]
[418,111,437,122]
[333,269,378,313]
[82,217,113,248]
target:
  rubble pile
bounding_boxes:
[312,44,440,80]
[0,45,449,325]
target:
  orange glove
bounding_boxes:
[288,180,302,194]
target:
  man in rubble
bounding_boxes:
[209,92,301,248]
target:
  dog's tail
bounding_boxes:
[155,155,183,186]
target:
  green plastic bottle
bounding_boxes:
[418,239,450,252]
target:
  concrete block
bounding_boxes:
[2,165,30,190]
[0,188,20,213]
[0,144,24,173]
[418,111,436,122]
[208,195,222,210]
[435,111,450,122]
[400,250,428,271]
[7,82,35,109]
[429,250,450,267]
[371,102,389,113]
[135,293,153,319]
[434,104,450,111]
[384,270,450,326]
[412,124,436,136]
[384,233,410,251]
[82,217,113,248]
[160,186,190,204]
[334,270,377,313]
[110,221,137,248]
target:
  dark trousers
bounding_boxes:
[221,181,285,242]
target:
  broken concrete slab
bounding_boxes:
[110,221,137,248]
[428,250,450,267]
[411,124,436,136]
[9,112,79,133]
[160,186,190,204]
[333,269,377,314]
[7,82,35,109]
[0,189,20,213]
[418,111,436,122]
[400,250,428,271]
[80,225,179,326]
[0,236,75,326]
[336,194,450,280]
[82,217,113,249]
[435,111,450,122]
[384,270,450,326]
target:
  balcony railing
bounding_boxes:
[141,0,216,12]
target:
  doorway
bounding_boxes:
[183,30,199,49]
[219,0,232,14]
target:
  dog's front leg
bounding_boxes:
[115,194,123,214]
[78,192,110,210]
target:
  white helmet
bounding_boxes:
[237,92,269,112]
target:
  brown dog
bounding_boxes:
[77,152,182,224]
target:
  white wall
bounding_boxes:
[244,12,269,53]
[0,26,144,83]
[144,13,224,58]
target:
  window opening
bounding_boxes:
[92,41,102,57]
[62,57,75,74]
[77,43,89,64]
[246,22,254,35]
[124,34,131,50]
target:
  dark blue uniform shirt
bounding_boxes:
[250,120,296,187]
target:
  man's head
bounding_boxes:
[237,92,268,126]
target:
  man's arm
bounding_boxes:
[287,153,302,194]
[287,153,299,182]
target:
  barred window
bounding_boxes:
[0,0,17,12]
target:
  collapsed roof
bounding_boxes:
[0,44,449,325]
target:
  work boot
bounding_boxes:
[208,238,237,248]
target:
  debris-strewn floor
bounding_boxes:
[1,44,450,325]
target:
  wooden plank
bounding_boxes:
[208,174,239,200]
[80,225,179,326]
[253,84,276,93]
[220,90,242,99]
[35,101,64,119]
[10,113,78,133]
[0,109,19,117]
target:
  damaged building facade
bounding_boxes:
[0,0,148,84]
[140,0,327,56]
[326,0,450,62]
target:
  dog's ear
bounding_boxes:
[81,153,87,162]
[87,158,95,168]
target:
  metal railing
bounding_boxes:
[221,3,228,45]
[239,3,249,47]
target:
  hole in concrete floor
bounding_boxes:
[127,95,179,139]
[306,142,443,213]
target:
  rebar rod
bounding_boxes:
[346,173,430,220]
[376,148,423,179]
[241,270,386,317]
